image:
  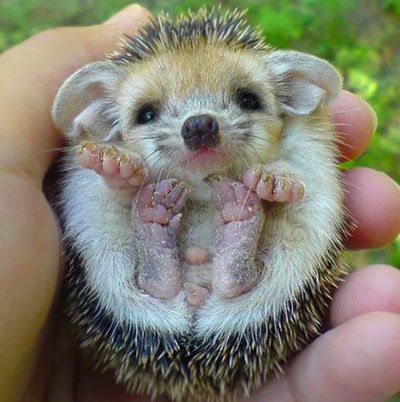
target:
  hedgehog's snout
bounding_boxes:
[181,114,219,151]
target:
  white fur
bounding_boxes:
[60,166,191,334]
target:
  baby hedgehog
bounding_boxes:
[53,7,348,402]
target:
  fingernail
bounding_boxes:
[363,99,379,134]
[104,4,143,24]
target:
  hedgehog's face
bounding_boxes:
[53,40,341,191]
[117,45,283,181]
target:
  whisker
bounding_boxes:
[331,107,364,116]
[245,133,274,147]
[38,146,69,155]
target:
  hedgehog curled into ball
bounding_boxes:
[53,6,348,402]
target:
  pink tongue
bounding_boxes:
[198,145,212,153]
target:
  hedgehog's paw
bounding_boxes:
[77,141,146,191]
[212,176,262,244]
[211,177,263,299]
[135,179,193,247]
[243,165,306,203]
[132,179,192,299]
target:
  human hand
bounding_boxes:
[0,4,399,402]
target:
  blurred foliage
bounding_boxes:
[0,0,399,270]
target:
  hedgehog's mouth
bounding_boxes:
[181,145,227,169]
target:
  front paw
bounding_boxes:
[243,165,306,203]
[77,141,146,190]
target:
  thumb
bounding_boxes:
[0,4,152,183]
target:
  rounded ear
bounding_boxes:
[265,50,342,115]
[52,61,124,142]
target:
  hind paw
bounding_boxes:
[135,179,193,248]
[210,176,263,299]
[211,176,262,244]
[132,179,193,299]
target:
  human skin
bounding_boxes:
[0,4,400,402]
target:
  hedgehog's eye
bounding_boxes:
[237,91,262,111]
[137,104,158,124]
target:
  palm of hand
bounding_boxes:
[0,6,400,402]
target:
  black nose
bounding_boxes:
[181,114,219,151]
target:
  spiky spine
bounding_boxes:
[63,235,348,402]
[108,7,269,64]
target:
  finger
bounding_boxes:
[0,178,61,401]
[329,90,378,162]
[343,167,400,249]
[0,5,152,184]
[330,265,400,328]
[255,312,400,402]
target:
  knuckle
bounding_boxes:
[29,26,77,46]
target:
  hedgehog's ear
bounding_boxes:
[264,50,342,115]
[52,61,124,142]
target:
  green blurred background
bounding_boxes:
[1,0,399,400]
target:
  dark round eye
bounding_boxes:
[238,92,262,111]
[137,105,158,124]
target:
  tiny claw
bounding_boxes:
[77,141,95,156]
[178,181,189,189]
[184,185,195,194]
[204,174,221,186]
[117,154,129,166]
[103,147,117,158]
[262,173,274,183]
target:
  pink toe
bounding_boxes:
[120,161,135,178]
[138,207,155,222]
[256,180,273,201]
[138,206,171,224]
[128,175,144,186]
[137,185,155,209]
[170,187,189,213]
[273,188,291,202]
[103,157,119,176]
[157,180,175,197]
[152,204,173,225]
[78,149,96,169]
[94,165,105,176]
[243,168,260,191]
[215,177,235,194]
[290,183,306,202]
[165,185,183,208]
[234,183,251,203]
[167,213,182,237]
